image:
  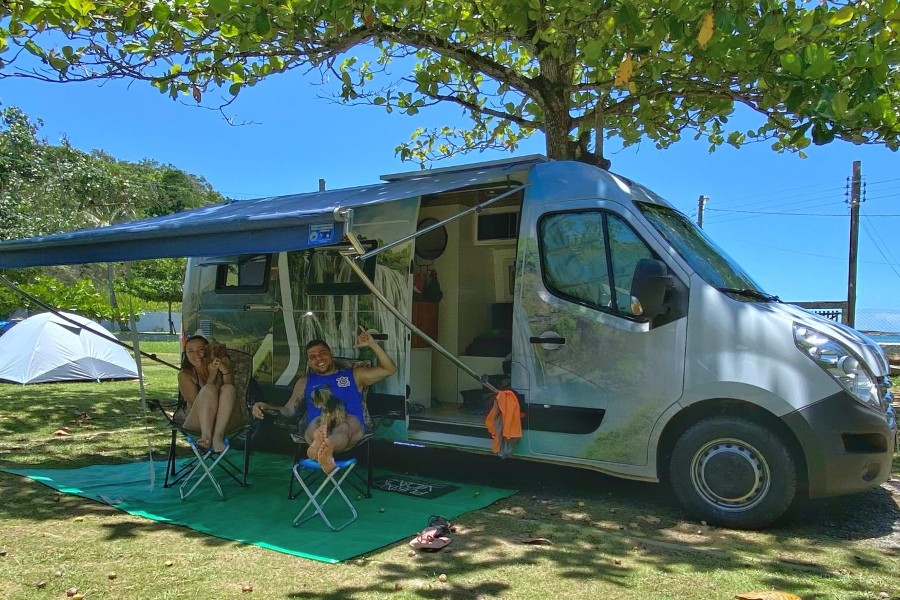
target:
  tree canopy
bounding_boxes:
[2,0,898,167]
[0,104,224,241]
[0,104,224,320]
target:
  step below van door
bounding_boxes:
[514,203,686,467]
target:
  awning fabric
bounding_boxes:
[0,157,543,268]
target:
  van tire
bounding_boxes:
[669,415,796,529]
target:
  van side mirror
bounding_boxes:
[630,259,673,321]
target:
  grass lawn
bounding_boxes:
[0,342,897,599]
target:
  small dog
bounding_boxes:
[309,384,348,434]
[205,340,232,375]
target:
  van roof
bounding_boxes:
[379,154,548,182]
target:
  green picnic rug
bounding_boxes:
[2,452,516,563]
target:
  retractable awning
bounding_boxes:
[0,156,545,268]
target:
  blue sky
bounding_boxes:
[2,69,899,329]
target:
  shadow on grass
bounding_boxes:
[2,439,896,600]
[1,370,897,600]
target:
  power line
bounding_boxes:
[860,217,900,282]
[730,238,900,266]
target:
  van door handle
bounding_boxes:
[530,336,566,344]
[243,303,280,312]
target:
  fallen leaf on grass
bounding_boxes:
[735,592,801,600]
[53,429,70,437]
[520,537,553,545]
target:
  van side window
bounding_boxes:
[215,255,270,292]
[539,211,654,317]
[607,215,655,316]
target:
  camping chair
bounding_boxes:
[149,349,256,500]
[287,357,395,529]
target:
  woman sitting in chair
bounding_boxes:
[178,335,240,453]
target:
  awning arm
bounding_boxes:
[340,252,499,393]
[356,183,528,262]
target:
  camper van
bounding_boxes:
[181,156,896,529]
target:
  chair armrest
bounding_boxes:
[147,398,185,411]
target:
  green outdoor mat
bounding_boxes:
[2,452,516,563]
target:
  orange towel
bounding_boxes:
[485,390,523,456]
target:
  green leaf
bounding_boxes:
[780,53,802,76]
[811,122,834,145]
[254,10,270,35]
[774,36,796,51]
[24,40,46,58]
[805,54,833,78]
[208,0,229,13]
[152,2,171,22]
[582,39,605,62]
[829,5,855,26]
[831,92,850,116]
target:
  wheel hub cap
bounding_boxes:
[691,438,770,512]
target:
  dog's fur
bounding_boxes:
[310,384,348,433]
[205,340,231,375]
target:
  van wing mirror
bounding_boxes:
[630,258,673,321]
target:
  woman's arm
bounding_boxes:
[213,358,233,387]
[178,369,200,403]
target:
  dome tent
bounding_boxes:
[0,312,138,384]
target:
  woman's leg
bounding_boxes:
[181,401,200,431]
[193,383,220,448]
[211,383,236,453]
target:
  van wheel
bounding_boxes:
[669,416,797,529]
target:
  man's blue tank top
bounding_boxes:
[304,369,366,431]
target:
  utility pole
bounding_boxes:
[697,195,708,228]
[847,161,861,328]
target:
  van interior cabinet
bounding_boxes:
[411,300,439,348]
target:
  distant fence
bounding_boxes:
[790,301,848,325]
[103,311,181,334]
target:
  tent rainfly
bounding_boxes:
[0,312,138,384]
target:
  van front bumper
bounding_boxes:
[782,390,896,499]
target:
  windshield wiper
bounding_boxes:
[716,287,781,302]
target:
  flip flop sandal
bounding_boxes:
[409,532,451,551]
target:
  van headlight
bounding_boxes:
[793,323,881,411]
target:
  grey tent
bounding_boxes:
[0,312,138,384]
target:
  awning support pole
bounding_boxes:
[356,183,528,262]
[340,253,498,393]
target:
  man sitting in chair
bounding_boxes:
[251,327,397,473]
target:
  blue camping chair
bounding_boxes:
[150,349,258,499]
[286,357,398,530]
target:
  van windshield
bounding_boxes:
[637,202,774,299]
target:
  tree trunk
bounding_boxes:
[167,301,175,335]
[107,262,129,331]
[538,56,574,161]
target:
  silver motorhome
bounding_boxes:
[181,156,896,529]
